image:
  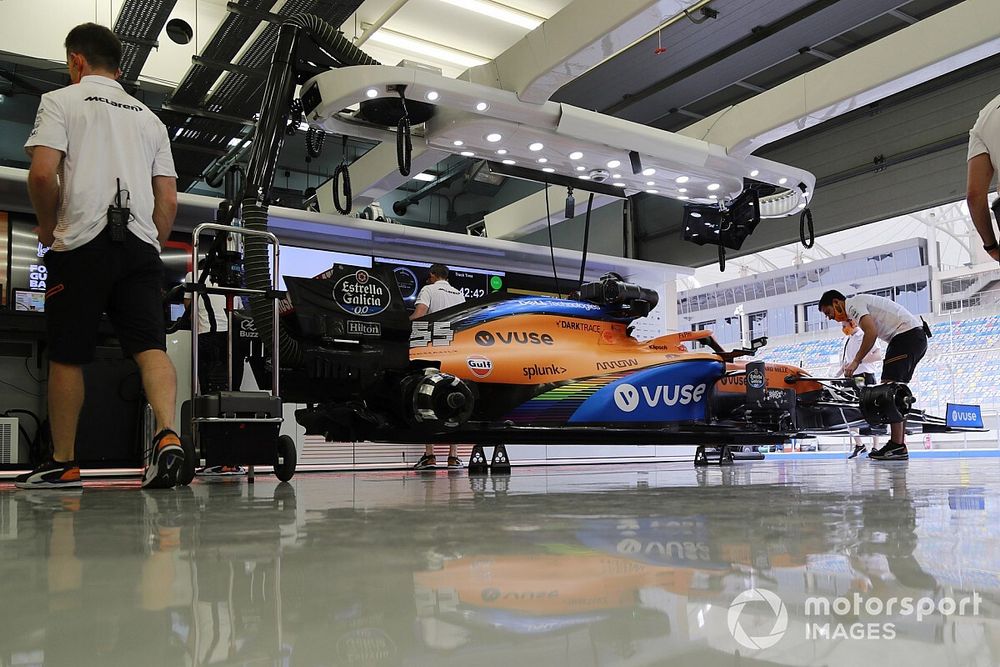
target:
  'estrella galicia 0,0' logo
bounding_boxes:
[332,271,390,317]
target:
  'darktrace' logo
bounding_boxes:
[728,588,788,650]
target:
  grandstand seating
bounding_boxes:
[751,315,1000,416]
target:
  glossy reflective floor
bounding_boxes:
[3,459,1000,666]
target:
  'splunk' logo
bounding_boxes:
[728,588,788,650]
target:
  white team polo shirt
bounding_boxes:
[842,329,881,375]
[183,272,229,334]
[24,75,176,251]
[414,280,465,314]
[969,92,1000,175]
[845,293,922,343]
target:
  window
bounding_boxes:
[865,287,894,300]
[715,316,743,345]
[802,300,832,333]
[749,311,768,339]
[770,306,796,337]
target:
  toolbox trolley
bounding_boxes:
[179,222,296,484]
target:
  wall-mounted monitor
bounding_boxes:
[7,214,48,307]
[373,257,505,310]
[13,289,44,312]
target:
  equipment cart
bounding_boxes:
[179,222,296,484]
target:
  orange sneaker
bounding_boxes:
[142,429,185,489]
[15,460,82,489]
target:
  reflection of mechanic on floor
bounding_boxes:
[858,467,938,593]
[819,290,929,461]
[28,492,187,666]
[410,264,465,470]
[837,318,883,459]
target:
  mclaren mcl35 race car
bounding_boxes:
[272,266,980,467]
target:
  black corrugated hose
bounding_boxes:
[242,14,382,370]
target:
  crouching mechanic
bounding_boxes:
[837,319,883,459]
[17,23,184,489]
[819,290,929,461]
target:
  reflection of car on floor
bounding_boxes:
[270,267,982,460]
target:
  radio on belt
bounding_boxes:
[107,178,129,243]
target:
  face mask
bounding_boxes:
[842,320,857,336]
[833,302,848,323]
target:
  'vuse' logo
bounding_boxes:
[614,384,641,412]
[612,382,707,412]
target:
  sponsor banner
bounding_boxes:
[455,297,610,329]
[569,360,723,423]
[746,366,766,390]
[596,358,639,371]
[332,270,391,317]
[555,320,602,333]
[238,317,258,339]
[946,403,983,429]
[522,363,567,380]
[715,363,816,394]
[474,330,554,347]
[467,355,493,379]
[347,320,381,336]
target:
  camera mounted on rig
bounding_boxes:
[578,272,659,319]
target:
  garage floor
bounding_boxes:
[1,458,999,665]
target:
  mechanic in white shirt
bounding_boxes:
[410,264,466,470]
[18,23,182,490]
[819,290,929,461]
[967,92,1000,262]
[409,263,466,320]
[836,319,883,459]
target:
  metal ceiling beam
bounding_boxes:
[799,46,835,62]
[601,0,846,116]
[225,1,285,26]
[681,0,1000,157]
[734,80,766,93]
[161,102,256,127]
[191,56,267,80]
[464,0,709,104]
[887,8,918,24]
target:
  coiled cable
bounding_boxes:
[333,135,352,214]
[799,207,815,248]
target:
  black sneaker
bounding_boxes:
[847,444,867,459]
[142,429,185,489]
[869,441,909,461]
[413,454,437,470]
[15,460,82,489]
[447,456,463,469]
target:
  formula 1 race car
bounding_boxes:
[269,266,978,467]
